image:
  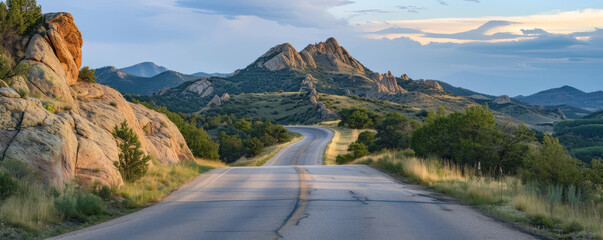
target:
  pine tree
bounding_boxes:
[112,120,149,182]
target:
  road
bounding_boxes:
[52,126,535,240]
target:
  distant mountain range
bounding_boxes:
[94,62,229,94]
[516,86,603,112]
[120,62,168,78]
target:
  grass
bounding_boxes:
[230,132,303,166]
[115,158,226,208]
[318,120,365,165]
[0,158,226,239]
[354,152,602,239]
[319,94,420,120]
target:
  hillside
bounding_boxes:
[132,37,566,129]
[120,62,168,77]
[95,67,199,94]
[517,86,603,112]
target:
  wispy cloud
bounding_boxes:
[175,0,354,28]
[398,5,426,13]
[358,9,603,44]
[437,0,448,6]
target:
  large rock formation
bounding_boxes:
[370,71,406,95]
[423,80,444,92]
[0,13,194,188]
[254,37,365,74]
[181,78,214,97]
[494,95,512,104]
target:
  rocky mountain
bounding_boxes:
[517,86,603,112]
[120,62,168,78]
[0,13,194,188]
[132,37,567,130]
[95,67,199,95]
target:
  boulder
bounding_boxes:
[220,93,230,102]
[0,88,20,98]
[494,95,512,104]
[423,80,444,92]
[24,34,68,80]
[370,71,406,95]
[45,12,83,85]
[299,74,317,92]
[182,79,213,97]
[401,74,410,81]
[207,95,222,107]
[22,60,75,108]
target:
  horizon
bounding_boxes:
[40,0,603,96]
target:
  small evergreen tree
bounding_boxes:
[78,66,97,83]
[112,120,149,182]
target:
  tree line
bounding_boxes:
[131,99,290,163]
[337,106,602,190]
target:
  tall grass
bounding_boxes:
[319,121,364,165]
[115,158,219,208]
[0,181,60,230]
[355,152,603,239]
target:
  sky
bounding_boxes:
[39,0,603,96]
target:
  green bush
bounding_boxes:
[338,107,383,129]
[244,137,264,157]
[336,153,356,165]
[43,102,55,113]
[78,66,97,83]
[0,173,17,200]
[112,120,150,182]
[55,184,104,222]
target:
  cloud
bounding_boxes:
[398,5,426,14]
[464,0,480,2]
[423,20,521,40]
[372,27,423,34]
[521,28,549,35]
[175,0,353,28]
[347,9,392,14]
[437,0,448,6]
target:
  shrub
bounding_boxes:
[110,101,117,107]
[336,153,355,165]
[244,137,264,157]
[0,173,17,200]
[112,120,150,182]
[16,87,28,98]
[42,102,55,113]
[55,184,104,222]
[78,66,97,83]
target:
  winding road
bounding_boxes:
[52,126,535,240]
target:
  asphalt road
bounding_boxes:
[52,126,535,240]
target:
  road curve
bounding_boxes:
[264,126,334,166]
[51,126,535,240]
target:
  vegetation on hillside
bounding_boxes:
[335,105,602,238]
[554,117,603,163]
[0,0,40,84]
[131,99,291,163]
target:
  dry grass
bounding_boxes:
[115,158,219,207]
[230,134,303,166]
[319,120,365,165]
[0,182,60,230]
[355,152,603,239]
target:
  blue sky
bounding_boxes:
[39,0,603,96]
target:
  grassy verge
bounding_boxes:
[318,121,365,165]
[230,132,303,166]
[353,152,602,239]
[0,158,225,239]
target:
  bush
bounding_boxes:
[55,184,104,222]
[0,173,17,200]
[338,107,383,129]
[43,102,55,113]
[16,87,28,98]
[336,153,356,165]
[348,142,369,159]
[1,0,42,35]
[78,66,96,83]
[244,137,264,157]
[112,120,150,182]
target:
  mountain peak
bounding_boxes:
[120,62,168,77]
